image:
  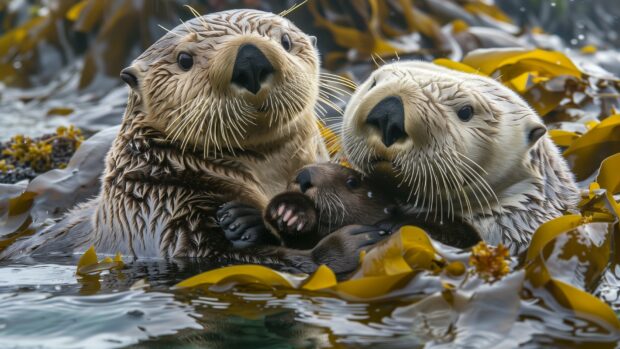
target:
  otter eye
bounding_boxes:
[457,105,474,122]
[369,79,377,90]
[177,52,193,71]
[345,177,360,189]
[281,33,292,51]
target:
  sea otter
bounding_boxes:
[340,61,579,254]
[219,162,481,251]
[1,9,382,270]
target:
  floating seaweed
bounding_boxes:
[0,125,84,182]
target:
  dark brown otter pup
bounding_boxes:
[218,163,481,252]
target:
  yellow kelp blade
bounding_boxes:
[175,227,444,298]
[353,226,440,278]
[524,214,619,330]
[76,245,98,272]
[308,0,401,57]
[433,58,483,75]
[526,213,614,288]
[331,273,415,301]
[76,246,124,276]
[525,215,584,264]
[544,279,620,330]
[317,121,342,158]
[462,48,582,78]
[548,129,580,147]
[563,114,620,181]
[301,265,337,291]
[175,265,295,289]
[596,153,620,218]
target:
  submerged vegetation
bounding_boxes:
[0,0,619,347]
[0,125,83,182]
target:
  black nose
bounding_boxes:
[231,44,275,94]
[295,169,313,193]
[366,96,407,147]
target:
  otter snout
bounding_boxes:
[231,44,275,94]
[366,96,407,147]
[295,168,314,193]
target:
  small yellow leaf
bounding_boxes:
[580,45,597,54]
[445,261,466,277]
[77,246,98,272]
[451,19,469,34]
[301,265,337,291]
[66,0,88,21]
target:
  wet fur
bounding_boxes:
[1,10,330,263]
[263,163,398,249]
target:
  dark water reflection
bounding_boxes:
[0,256,618,349]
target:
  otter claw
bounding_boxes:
[283,209,293,222]
[288,215,298,226]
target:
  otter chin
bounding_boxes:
[342,61,579,254]
[125,10,322,157]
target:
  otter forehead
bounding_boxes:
[137,9,309,64]
[367,61,532,115]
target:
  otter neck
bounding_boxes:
[114,97,328,205]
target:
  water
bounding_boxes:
[0,255,618,349]
[1,1,620,347]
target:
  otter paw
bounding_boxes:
[310,224,391,275]
[266,192,317,236]
[217,202,276,249]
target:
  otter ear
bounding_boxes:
[526,120,547,147]
[309,36,317,48]
[120,66,140,89]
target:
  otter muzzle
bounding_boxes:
[366,96,407,147]
[231,44,275,94]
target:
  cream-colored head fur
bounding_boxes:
[342,61,550,222]
[121,9,320,156]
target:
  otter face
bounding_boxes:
[288,163,396,228]
[342,61,546,218]
[121,9,319,155]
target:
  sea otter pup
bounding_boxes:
[219,163,399,249]
[219,162,481,250]
[340,61,579,254]
[1,9,375,268]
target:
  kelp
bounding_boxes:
[76,246,124,276]
[0,0,211,89]
[0,125,84,181]
[173,47,620,334]
[175,215,618,331]
[0,0,518,83]
[0,126,116,252]
[0,0,619,344]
